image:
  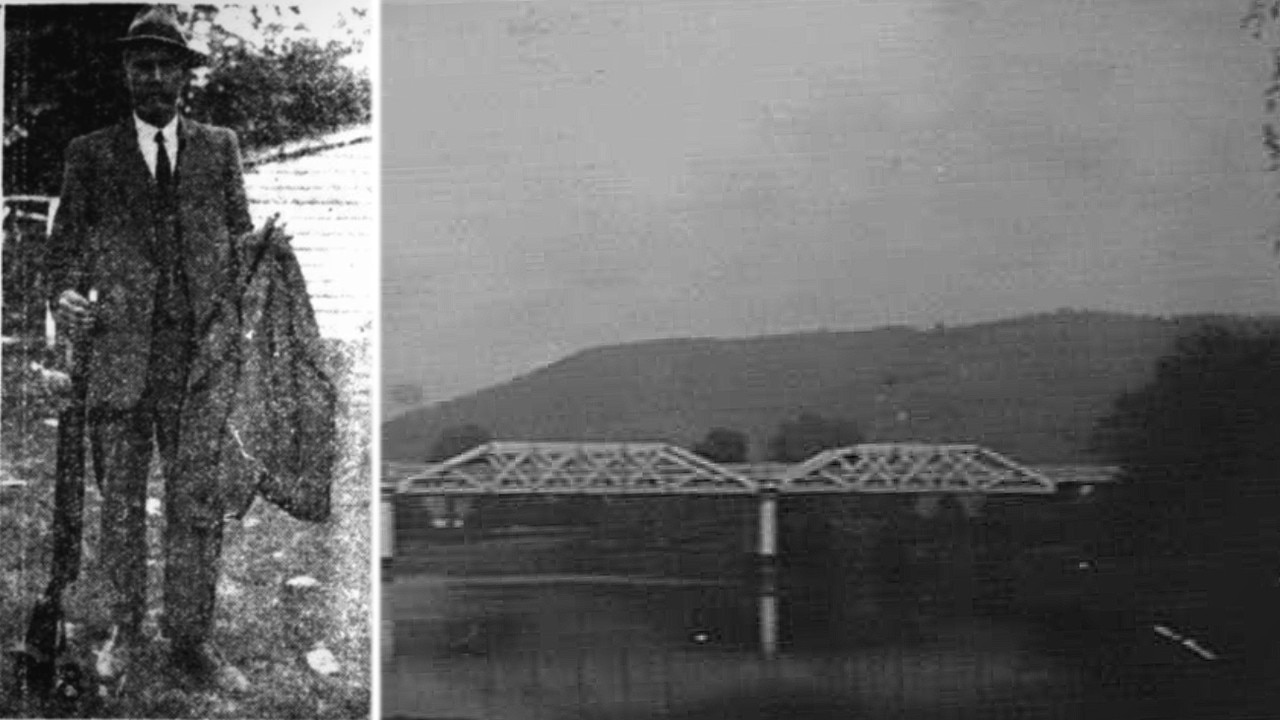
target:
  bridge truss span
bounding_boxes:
[394,441,1059,496]
[779,443,1056,495]
[397,441,757,496]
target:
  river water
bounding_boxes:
[383,572,1111,720]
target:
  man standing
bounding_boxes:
[46,6,254,690]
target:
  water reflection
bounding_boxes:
[387,573,1102,720]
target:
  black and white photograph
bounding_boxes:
[2,4,373,718]
[381,1,1280,719]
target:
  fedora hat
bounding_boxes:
[117,5,208,66]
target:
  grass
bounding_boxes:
[0,333,371,719]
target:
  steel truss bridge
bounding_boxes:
[388,441,1077,497]
[383,441,1115,658]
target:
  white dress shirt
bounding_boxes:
[134,114,179,179]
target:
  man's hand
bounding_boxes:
[29,361,73,397]
[243,213,294,262]
[55,290,96,335]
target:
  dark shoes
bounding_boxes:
[91,629,251,694]
[171,641,251,693]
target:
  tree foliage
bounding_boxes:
[3,4,143,195]
[1246,1,1280,170]
[184,5,371,152]
[3,4,370,195]
[427,423,493,463]
[1244,1,1280,257]
[1092,324,1280,559]
[692,428,749,463]
[767,412,863,463]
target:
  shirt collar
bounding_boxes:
[134,114,179,148]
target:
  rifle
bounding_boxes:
[16,291,92,698]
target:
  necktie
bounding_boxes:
[155,131,172,194]
[152,131,186,319]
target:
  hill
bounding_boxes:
[382,311,1276,464]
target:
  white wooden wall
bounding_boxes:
[243,131,374,343]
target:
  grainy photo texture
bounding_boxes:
[1,4,372,718]
[381,2,1280,719]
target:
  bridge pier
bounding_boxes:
[381,489,395,574]
[381,488,395,664]
[758,490,779,659]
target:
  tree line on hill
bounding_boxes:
[1091,323,1280,568]
[423,411,865,466]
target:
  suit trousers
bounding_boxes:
[90,315,223,647]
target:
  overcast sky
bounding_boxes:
[383,0,1280,414]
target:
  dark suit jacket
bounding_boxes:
[46,117,253,411]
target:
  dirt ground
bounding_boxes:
[0,334,372,719]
